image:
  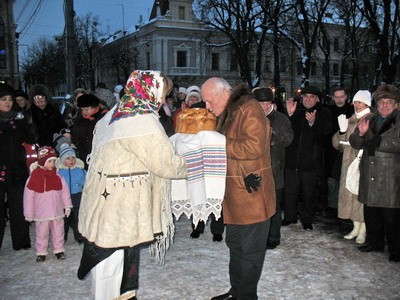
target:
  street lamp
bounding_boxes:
[117,4,125,35]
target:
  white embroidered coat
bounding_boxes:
[78,110,187,248]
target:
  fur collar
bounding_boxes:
[217,83,252,134]
[376,109,399,135]
[56,157,85,170]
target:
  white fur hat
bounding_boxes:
[186,85,201,95]
[185,91,202,104]
[352,90,371,107]
[178,87,187,94]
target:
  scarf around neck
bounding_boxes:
[26,168,62,193]
[110,70,165,124]
[355,107,371,119]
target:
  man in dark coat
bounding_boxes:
[202,78,276,300]
[349,84,400,263]
[254,87,293,249]
[324,86,354,211]
[282,86,332,230]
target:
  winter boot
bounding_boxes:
[55,252,66,260]
[36,255,46,262]
[356,222,366,244]
[344,221,361,240]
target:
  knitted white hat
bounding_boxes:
[352,90,371,107]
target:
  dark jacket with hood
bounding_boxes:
[216,84,276,225]
[285,102,332,171]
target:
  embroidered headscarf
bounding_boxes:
[110,70,165,124]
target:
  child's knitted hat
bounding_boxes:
[37,146,57,167]
[59,143,76,164]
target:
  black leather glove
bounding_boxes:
[244,173,262,193]
[366,134,382,156]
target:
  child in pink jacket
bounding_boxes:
[24,146,72,262]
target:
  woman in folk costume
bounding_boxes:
[77,70,187,300]
[332,90,372,244]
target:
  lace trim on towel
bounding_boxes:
[172,197,223,227]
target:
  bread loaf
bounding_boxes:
[175,108,216,134]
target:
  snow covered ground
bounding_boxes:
[1,212,399,300]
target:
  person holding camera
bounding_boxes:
[282,86,332,230]
[201,78,276,300]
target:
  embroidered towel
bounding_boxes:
[170,131,226,227]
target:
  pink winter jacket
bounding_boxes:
[24,171,72,222]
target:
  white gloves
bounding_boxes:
[65,208,71,218]
[337,114,349,132]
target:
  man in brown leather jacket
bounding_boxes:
[202,78,276,300]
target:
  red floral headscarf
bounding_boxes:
[110,70,165,124]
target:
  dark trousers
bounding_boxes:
[0,184,31,250]
[268,188,282,242]
[226,219,270,300]
[192,213,225,235]
[284,168,318,224]
[64,193,83,242]
[364,205,400,255]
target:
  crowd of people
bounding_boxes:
[0,73,399,300]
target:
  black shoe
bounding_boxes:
[358,244,384,253]
[23,244,31,250]
[303,223,313,230]
[267,240,280,249]
[281,219,297,226]
[211,292,236,300]
[36,255,46,262]
[190,229,202,239]
[213,234,223,242]
[55,252,66,260]
[389,254,400,263]
[13,243,31,251]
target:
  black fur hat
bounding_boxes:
[253,87,274,102]
[301,85,322,100]
[374,84,400,103]
[77,94,100,108]
[28,84,50,101]
[14,90,29,100]
[0,83,15,98]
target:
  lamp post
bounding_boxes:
[117,4,125,35]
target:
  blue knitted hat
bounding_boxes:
[59,143,76,163]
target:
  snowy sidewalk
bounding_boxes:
[0,214,399,300]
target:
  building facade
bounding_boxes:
[96,0,378,100]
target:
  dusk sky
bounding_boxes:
[13,0,153,56]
